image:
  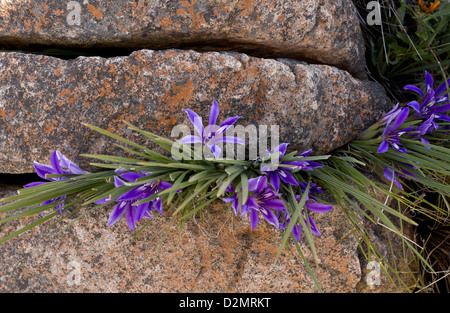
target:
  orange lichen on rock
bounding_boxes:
[0,50,389,175]
[87,4,103,20]
[0,0,366,78]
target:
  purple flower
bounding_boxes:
[377,107,413,154]
[404,71,450,123]
[295,149,324,171]
[104,172,175,231]
[382,164,417,190]
[379,103,402,125]
[383,167,403,190]
[222,176,285,230]
[406,114,436,148]
[180,100,245,158]
[260,143,298,191]
[279,183,333,242]
[24,150,87,214]
[260,144,322,192]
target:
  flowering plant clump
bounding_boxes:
[355,71,450,191]
[0,71,448,292]
[0,99,333,278]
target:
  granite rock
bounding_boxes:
[0,49,390,173]
[0,0,366,78]
[0,185,364,292]
[0,183,408,292]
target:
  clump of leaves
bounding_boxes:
[353,0,450,102]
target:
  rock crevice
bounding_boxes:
[0,49,390,173]
[0,0,366,78]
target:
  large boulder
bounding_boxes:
[0,0,409,294]
[0,0,366,78]
[0,49,390,173]
[0,185,402,293]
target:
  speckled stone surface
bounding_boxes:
[0,49,390,173]
[0,185,360,292]
[0,184,407,293]
[0,0,366,78]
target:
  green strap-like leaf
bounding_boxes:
[0,211,59,245]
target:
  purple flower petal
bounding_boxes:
[185,109,205,139]
[268,172,281,192]
[208,100,220,131]
[125,202,137,231]
[292,224,301,242]
[307,215,321,236]
[42,198,57,206]
[247,177,262,192]
[254,176,268,195]
[393,145,408,154]
[135,202,150,222]
[278,169,298,186]
[425,71,434,93]
[406,101,421,114]
[431,104,450,114]
[383,167,403,190]
[158,181,174,191]
[261,189,279,200]
[422,90,435,106]
[403,85,424,97]
[232,196,240,216]
[420,137,431,149]
[298,149,312,157]
[261,199,286,211]
[215,116,241,136]
[33,162,56,180]
[114,176,126,187]
[179,135,203,144]
[390,107,410,131]
[304,161,323,170]
[259,207,279,229]
[114,168,128,175]
[249,209,259,231]
[24,181,47,188]
[56,151,87,175]
[380,103,401,124]
[120,172,146,182]
[377,140,389,153]
[435,113,450,122]
[210,135,245,145]
[222,196,235,203]
[50,151,66,175]
[210,144,222,159]
[118,184,148,201]
[245,196,259,211]
[55,196,66,212]
[435,78,450,97]
[436,94,449,103]
[222,195,239,215]
[107,201,127,226]
[399,165,418,178]
[272,143,288,159]
[153,198,164,215]
[95,196,112,205]
[305,201,333,213]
